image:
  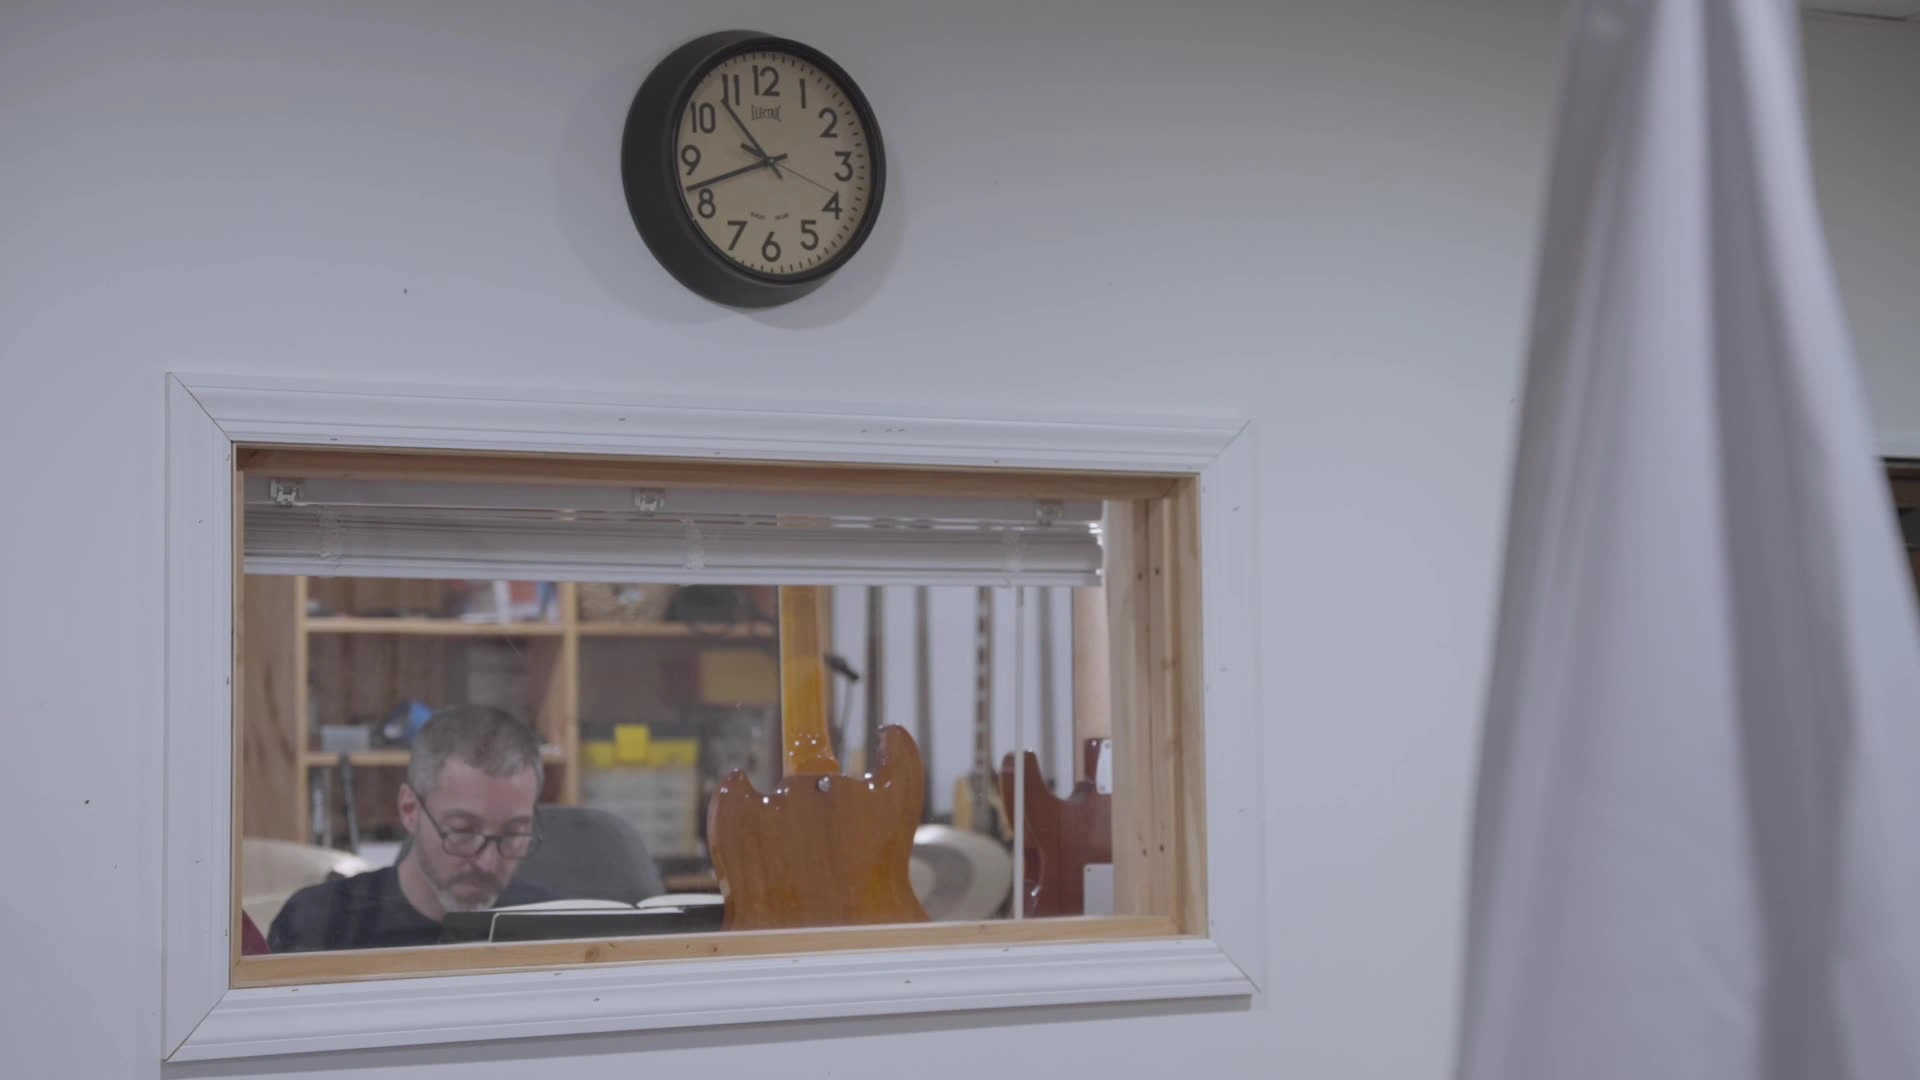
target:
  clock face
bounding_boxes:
[674,49,877,279]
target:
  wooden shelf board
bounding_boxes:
[305,617,565,637]
[302,747,568,768]
[302,617,767,639]
[576,621,773,639]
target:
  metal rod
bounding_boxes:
[1012,587,1027,920]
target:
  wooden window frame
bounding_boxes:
[162,373,1267,1062]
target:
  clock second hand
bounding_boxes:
[738,144,836,195]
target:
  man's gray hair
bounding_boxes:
[407,704,545,795]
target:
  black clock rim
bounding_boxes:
[621,30,888,308]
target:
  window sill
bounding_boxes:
[172,935,1253,1062]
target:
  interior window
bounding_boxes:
[233,458,1160,972]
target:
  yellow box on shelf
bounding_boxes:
[613,724,652,764]
[583,741,617,769]
[645,738,699,768]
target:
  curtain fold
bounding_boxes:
[1457,2,1920,1077]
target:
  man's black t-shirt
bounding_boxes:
[267,866,557,952]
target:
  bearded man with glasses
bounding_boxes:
[269,705,559,952]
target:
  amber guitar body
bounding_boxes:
[998,739,1113,918]
[708,586,930,931]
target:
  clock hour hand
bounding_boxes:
[685,153,789,192]
[739,147,835,195]
[721,98,783,180]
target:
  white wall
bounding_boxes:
[1804,15,1920,442]
[0,4,1914,1079]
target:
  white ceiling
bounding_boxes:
[1801,0,1920,19]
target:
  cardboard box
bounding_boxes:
[697,649,779,704]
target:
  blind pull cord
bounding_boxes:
[683,520,707,572]
[319,507,343,565]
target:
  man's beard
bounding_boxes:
[418,856,506,914]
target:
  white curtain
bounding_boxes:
[1457,2,1920,1078]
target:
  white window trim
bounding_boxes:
[162,372,1268,1063]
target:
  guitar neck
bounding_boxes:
[778,585,838,776]
[863,586,884,752]
[972,586,993,780]
[913,586,933,767]
[1036,587,1057,777]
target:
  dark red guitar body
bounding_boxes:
[998,740,1113,918]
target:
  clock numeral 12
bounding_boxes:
[753,64,780,97]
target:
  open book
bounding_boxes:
[440,893,725,944]
[492,893,723,913]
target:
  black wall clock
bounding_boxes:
[621,30,887,308]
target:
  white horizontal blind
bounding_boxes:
[242,476,1104,586]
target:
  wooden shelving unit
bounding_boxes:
[240,577,779,852]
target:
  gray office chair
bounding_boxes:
[515,804,667,904]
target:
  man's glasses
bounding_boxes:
[406,784,541,859]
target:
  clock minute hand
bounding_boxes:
[685,153,789,192]
[722,98,783,180]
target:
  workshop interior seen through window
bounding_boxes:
[229,450,1204,980]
